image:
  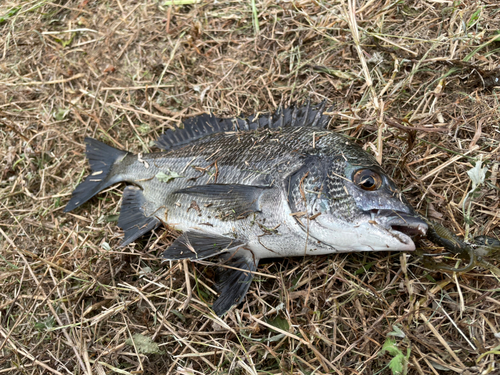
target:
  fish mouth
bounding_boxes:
[371,210,428,244]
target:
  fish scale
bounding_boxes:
[65,103,428,315]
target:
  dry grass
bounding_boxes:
[1,0,500,374]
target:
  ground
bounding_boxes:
[1,0,500,374]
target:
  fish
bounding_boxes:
[64,102,428,315]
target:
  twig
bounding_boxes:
[419,313,466,368]
[4,73,85,86]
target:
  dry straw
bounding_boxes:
[1,0,499,374]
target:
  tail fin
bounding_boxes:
[64,137,128,212]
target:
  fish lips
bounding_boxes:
[372,210,428,248]
[307,209,428,252]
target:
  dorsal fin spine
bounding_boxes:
[200,121,209,134]
[311,100,327,127]
[303,99,311,124]
[291,103,298,127]
[242,118,250,131]
[171,132,181,145]
[155,100,332,150]
[279,106,284,128]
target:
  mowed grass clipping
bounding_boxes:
[1,1,500,374]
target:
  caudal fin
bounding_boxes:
[64,137,128,212]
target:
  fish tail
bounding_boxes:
[64,137,128,212]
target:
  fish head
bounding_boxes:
[289,154,428,252]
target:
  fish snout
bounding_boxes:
[380,211,428,238]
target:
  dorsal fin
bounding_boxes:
[155,100,333,150]
[246,100,331,130]
[155,113,247,150]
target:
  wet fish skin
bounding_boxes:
[65,103,427,315]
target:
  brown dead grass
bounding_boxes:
[1,0,500,374]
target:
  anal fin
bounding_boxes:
[162,230,244,261]
[118,186,160,247]
[213,253,258,316]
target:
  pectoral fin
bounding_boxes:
[162,230,244,260]
[173,184,269,220]
[213,253,258,316]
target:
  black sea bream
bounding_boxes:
[65,102,428,315]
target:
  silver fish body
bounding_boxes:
[65,103,427,315]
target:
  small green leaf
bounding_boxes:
[125,334,163,354]
[197,286,210,301]
[104,214,120,222]
[251,0,260,35]
[156,170,182,183]
[464,215,474,225]
[388,353,405,375]
[0,7,21,24]
[138,123,150,134]
[387,324,406,338]
[354,261,375,275]
[424,274,437,282]
[381,337,402,357]
[467,7,481,28]
[171,309,186,322]
[240,332,286,343]
[289,272,303,291]
[53,32,76,48]
[54,108,70,121]
[266,315,289,332]
[138,266,152,278]
[34,316,56,332]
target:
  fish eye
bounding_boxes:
[352,169,382,191]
